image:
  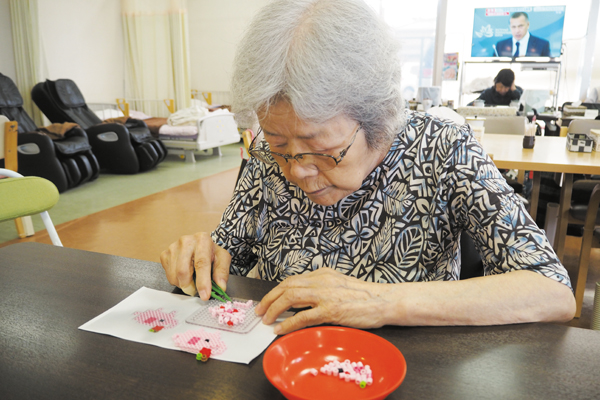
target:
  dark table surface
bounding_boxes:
[1,242,600,400]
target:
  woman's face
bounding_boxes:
[257,101,388,206]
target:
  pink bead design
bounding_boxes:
[208,300,253,327]
[133,308,178,332]
[172,328,227,355]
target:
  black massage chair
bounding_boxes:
[0,73,99,192]
[32,79,166,174]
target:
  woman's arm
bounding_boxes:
[512,85,524,99]
[255,267,575,335]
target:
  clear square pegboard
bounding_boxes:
[185,298,262,334]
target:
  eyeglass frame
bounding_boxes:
[248,123,362,170]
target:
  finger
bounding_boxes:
[162,242,197,296]
[255,272,320,315]
[274,307,325,335]
[254,274,305,315]
[173,236,196,292]
[160,249,178,286]
[261,287,318,325]
[255,286,285,316]
[212,245,232,292]
[193,233,216,301]
[181,281,198,296]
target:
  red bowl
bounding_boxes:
[263,326,406,400]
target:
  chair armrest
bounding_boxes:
[2,118,18,170]
[85,123,139,174]
[17,132,56,155]
[124,118,149,130]
[0,167,23,178]
[86,123,130,143]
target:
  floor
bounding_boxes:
[0,143,244,243]
[1,143,598,330]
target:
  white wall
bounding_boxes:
[187,0,269,105]
[38,0,124,103]
[0,0,16,80]
[3,0,267,106]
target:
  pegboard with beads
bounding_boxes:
[185,298,262,333]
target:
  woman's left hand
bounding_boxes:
[254,268,392,334]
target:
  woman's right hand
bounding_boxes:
[160,232,232,300]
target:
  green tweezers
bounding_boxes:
[210,280,232,302]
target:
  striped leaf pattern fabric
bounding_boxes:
[212,111,571,289]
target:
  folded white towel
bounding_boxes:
[167,106,210,126]
[158,124,198,136]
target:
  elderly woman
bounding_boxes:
[161,0,575,334]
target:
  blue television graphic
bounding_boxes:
[471,6,565,58]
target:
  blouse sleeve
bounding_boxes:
[211,158,263,276]
[446,123,572,290]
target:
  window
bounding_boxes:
[365,0,439,101]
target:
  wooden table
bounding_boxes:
[481,134,600,260]
[2,243,600,400]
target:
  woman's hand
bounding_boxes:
[160,232,231,300]
[254,268,392,335]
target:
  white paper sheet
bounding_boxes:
[79,287,281,364]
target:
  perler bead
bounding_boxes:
[313,359,373,389]
[133,308,178,332]
[186,298,262,333]
[209,300,253,327]
[172,328,227,355]
[196,348,212,362]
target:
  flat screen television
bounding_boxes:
[471,6,565,58]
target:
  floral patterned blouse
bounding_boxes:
[212,111,571,289]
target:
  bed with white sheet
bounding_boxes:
[89,101,241,163]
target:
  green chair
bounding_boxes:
[0,168,63,246]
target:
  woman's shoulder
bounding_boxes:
[236,156,287,192]
[379,110,475,175]
[403,110,470,144]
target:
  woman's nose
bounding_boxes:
[286,158,319,180]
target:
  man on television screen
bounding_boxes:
[495,12,551,57]
[470,69,523,106]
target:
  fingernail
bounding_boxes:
[200,290,208,300]
[273,324,282,335]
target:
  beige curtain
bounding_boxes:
[9,0,47,127]
[121,0,191,118]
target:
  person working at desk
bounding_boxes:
[470,69,523,106]
[161,0,575,335]
[495,11,551,57]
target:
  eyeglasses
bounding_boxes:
[248,123,361,172]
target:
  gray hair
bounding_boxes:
[231,0,405,150]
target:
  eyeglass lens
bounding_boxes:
[271,152,338,170]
